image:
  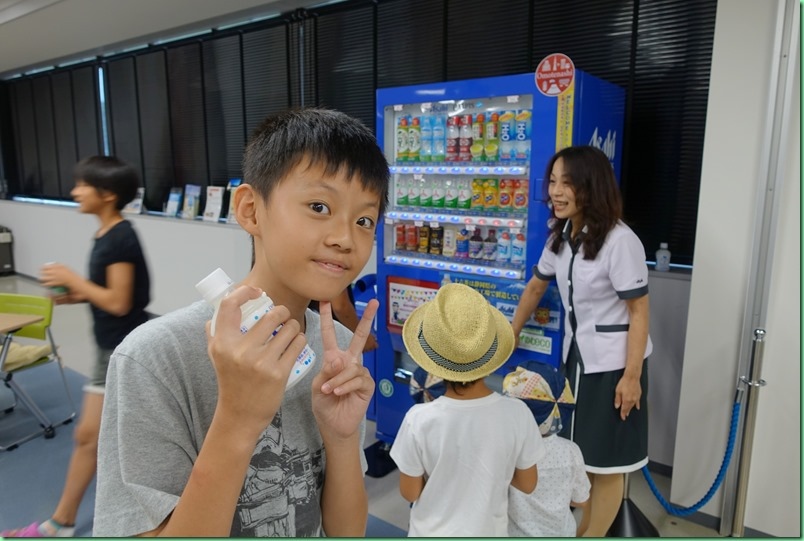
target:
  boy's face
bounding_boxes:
[71,180,114,214]
[251,159,381,306]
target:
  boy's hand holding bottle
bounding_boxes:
[205,284,307,441]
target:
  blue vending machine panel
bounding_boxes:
[373,71,624,444]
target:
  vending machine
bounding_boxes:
[373,70,624,444]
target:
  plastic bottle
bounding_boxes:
[440,273,452,287]
[395,178,408,207]
[396,116,409,163]
[497,231,511,263]
[655,242,671,271]
[456,178,472,210]
[483,229,498,260]
[418,175,432,207]
[458,114,473,162]
[408,116,421,162]
[407,177,420,207]
[420,114,433,162]
[513,179,529,212]
[431,178,445,208]
[195,268,316,390]
[442,226,457,257]
[455,228,470,259]
[468,228,484,259]
[443,177,458,208]
[510,232,526,264]
[432,115,446,162]
[446,116,459,162]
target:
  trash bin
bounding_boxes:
[0,226,13,275]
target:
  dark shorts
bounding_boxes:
[561,339,649,473]
[88,347,115,390]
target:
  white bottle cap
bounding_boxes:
[195,268,234,304]
[659,242,669,249]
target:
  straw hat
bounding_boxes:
[503,361,576,436]
[402,283,515,382]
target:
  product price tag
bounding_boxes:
[393,104,404,112]
[510,227,521,234]
[507,95,520,103]
[414,221,424,227]
[421,102,432,111]
[385,217,394,225]
[429,222,439,229]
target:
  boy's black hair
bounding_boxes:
[73,155,140,210]
[443,378,479,396]
[243,108,390,216]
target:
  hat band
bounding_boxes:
[418,323,498,374]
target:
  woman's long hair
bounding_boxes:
[544,146,622,260]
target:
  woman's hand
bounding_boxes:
[614,374,641,420]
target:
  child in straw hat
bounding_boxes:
[503,361,591,537]
[389,283,545,536]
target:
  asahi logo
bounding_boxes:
[589,127,616,161]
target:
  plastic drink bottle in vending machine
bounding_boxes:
[429,226,443,255]
[457,178,472,210]
[469,228,484,259]
[455,229,470,259]
[396,116,409,162]
[497,231,511,263]
[418,175,432,207]
[432,115,446,162]
[444,178,458,208]
[510,232,526,264]
[513,180,529,212]
[484,112,499,162]
[483,179,499,212]
[498,179,514,211]
[407,177,420,207]
[431,178,445,208]
[446,116,459,162]
[470,179,485,210]
[418,224,430,253]
[408,117,421,161]
[470,113,485,162]
[458,114,473,162]
[395,177,408,206]
[498,111,516,162]
[420,114,433,162]
[483,229,498,260]
[442,226,457,257]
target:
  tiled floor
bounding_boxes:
[1,273,723,537]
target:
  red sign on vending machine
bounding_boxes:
[535,53,575,97]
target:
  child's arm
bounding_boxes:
[399,472,425,503]
[510,464,538,494]
[142,286,307,537]
[40,262,134,316]
[330,288,378,352]
[312,300,379,537]
[571,499,590,536]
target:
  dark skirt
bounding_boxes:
[561,339,649,473]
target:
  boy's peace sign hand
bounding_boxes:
[312,299,378,441]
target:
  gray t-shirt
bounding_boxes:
[94,301,366,537]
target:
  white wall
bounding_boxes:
[0,200,377,316]
[671,0,800,536]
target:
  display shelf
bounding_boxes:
[384,254,523,280]
[390,164,528,176]
[384,211,526,229]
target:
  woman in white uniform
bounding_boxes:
[512,145,652,536]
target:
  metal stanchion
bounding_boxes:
[608,471,660,537]
[730,329,767,537]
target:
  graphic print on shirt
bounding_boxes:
[232,409,324,537]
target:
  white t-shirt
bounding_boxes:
[508,434,590,537]
[390,392,544,536]
[535,221,653,373]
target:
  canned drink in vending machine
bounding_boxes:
[405,224,418,251]
[395,224,406,250]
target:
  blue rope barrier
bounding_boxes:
[641,401,741,517]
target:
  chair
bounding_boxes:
[0,293,76,451]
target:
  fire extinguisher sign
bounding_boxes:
[535,53,575,97]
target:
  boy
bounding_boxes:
[389,283,544,536]
[503,361,591,537]
[93,109,389,537]
[2,156,151,538]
